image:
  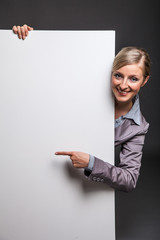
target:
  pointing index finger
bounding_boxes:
[55,151,73,156]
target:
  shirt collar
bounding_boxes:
[124,94,141,125]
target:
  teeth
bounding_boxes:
[119,89,127,94]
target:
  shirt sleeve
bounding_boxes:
[84,155,95,176]
[84,128,148,192]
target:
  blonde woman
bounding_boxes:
[13,25,151,192]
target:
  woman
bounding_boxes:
[13,25,151,192]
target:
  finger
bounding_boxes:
[72,162,82,168]
[20,26,26,40]
[27,25,34,31]
[23,24,29,37]
[12,25,18,34]
[55,151,73,156]
[72,162,77,168]
[17,26,22,39]
[23,24,34,35]
[72,160,77,167]
[70,156,76,161]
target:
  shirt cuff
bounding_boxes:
[84,155,95,177]
[88,154,95,171]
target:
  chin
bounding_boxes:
[114,93,136,104]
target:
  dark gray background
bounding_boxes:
[0,0,159,239]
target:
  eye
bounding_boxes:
[130,76,139,82]
[114,73,122,79]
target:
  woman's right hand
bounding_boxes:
[12,24,34,40]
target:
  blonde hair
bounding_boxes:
[112,47,151,79]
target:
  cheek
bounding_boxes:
[130,83,142,92]
[111,78,118,88]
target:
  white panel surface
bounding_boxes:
[0,30,115,240]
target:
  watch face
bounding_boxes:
[84,168,92,176]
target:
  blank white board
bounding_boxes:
[0,30,115,240]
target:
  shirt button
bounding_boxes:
[92,177,97,181]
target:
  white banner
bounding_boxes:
[0,30,115,240]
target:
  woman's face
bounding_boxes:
[111,63,149,104]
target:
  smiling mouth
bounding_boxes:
[117,88,129,95]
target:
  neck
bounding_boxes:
[115,99,133,119]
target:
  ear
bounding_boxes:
[141,75,150,87]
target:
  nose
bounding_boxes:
[120,79,128,90]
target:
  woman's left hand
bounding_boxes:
[55,151,89,168]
